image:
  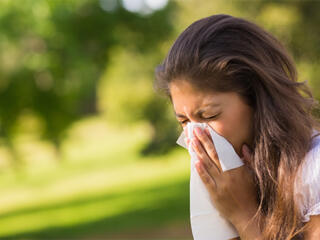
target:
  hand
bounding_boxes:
[184,127,259,228]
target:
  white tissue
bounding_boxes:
[176,122,244,240]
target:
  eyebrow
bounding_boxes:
[175,103,221,118]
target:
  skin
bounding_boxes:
[170,79,320,239]
[305,216,320,239]
[170,79,255,158]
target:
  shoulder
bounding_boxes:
[304,215,320,239]
[295,129,320,222]
[299,131,320,184]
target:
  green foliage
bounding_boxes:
[0,0,176,160]
[99,48,155,124]
[98,46,181,155]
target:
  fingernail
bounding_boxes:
[243,144,251,154]
[242,144,247,152]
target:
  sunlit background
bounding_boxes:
[0,0,319,239]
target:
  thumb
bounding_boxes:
[241,144,253,164]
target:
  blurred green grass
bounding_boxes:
[0,117,192,240]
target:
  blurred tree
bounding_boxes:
[1,0,320,165]
[98,45,182,156]
[0,0,176,163]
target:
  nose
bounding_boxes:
[183,118,209,139]
[183,107,201,124]
[184,111,200,123]
[182,114,197,132]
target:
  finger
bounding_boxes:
[204,127,211,138]
[194,127,222,173]
[191,137,220,177]
[195,160,217,191]
[241,144,253,164]
[201,127,222,172]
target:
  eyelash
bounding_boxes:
[179,114,220,124]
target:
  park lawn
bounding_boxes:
[0,118,192,239]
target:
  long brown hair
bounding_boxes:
[154,14,320,239]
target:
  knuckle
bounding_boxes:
[206,161,214,170]
[203,174,212,185]
[212,178,218,189]
[206,144,218,158]
[197,154,203,161]
[203,161,211,170]
[200,171,217,189]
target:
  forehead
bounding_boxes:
[169,80,222,109]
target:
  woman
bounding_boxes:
[154,14,320,239]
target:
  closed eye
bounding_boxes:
[178,114,220,125]
[204,114,220,120]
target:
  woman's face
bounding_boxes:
[170,79,254,158]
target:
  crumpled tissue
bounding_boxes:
[176,122,244,240]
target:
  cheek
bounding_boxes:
[208,121,240,155]
[207,121,234,148]
[207,111,251,156]
[207,110,236,138]
[207,122,227,137]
